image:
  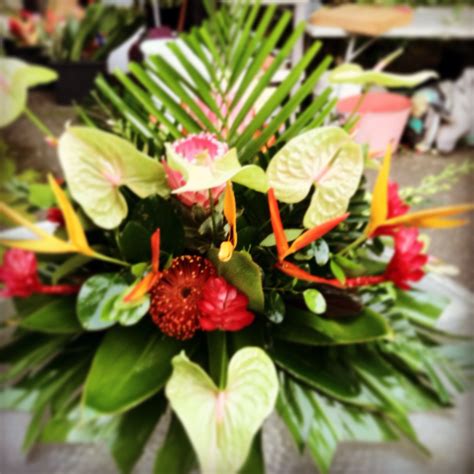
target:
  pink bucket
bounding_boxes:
[336,92,411,156]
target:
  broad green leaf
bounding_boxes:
[328,63,437,88]
[266,127,363,228]
[111,393,167,474]
[77,273,126,330]
[19,297,82,334]
[103,287,150,327]
[274,307,393,345]
[154,415,196,474]
[208,249,264,312]
[259,228,303,247]
[166,348,278,474]
[303,289,327,314]
[166,145,268,194]
[0,58,57,128]
[58,126,169,229]
[83,323,186,414]
[265,291,286,324]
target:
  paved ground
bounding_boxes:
[1,90,473,290]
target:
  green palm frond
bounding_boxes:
[93,0,334,162]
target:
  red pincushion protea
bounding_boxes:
[374,182,410,237]
[198,276,254,331]
[0,249,41,297]
[384,227,428,289]
[150,255,216,340]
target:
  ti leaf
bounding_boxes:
[83,323,188,414]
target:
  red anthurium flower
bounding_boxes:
[0,249,79,297]
[384,227,428,289]
[373,182,410,237]
[198,276,255,331]
[150,255,216,340]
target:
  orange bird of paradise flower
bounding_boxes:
[365,144,473,237]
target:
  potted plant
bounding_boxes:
[43,2,143,105]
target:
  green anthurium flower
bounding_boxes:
[165,136,268,194]
[267,127,363,228]
[166,347,278,474]
[0,58,58,128]
[58,127,169,229]
[328,63,437,88]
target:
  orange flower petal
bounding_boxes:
[268,188,289,261]
[366,144,392,236]
[276,260,342,288]
[124,272,160,303]
[384,203,474,228]
[223,181,237,247]
[284,213,349,258]
[151,228,161,273]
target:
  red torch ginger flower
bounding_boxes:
[0,249,41,297]
[373,182,410,237]
[150,255,216,340]
[46,207,65,226]
[198,276,254,331]
[384,227,428,289]
[165,133,228,208]
[0,249,79,297]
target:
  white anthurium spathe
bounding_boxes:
[0,58,58,128]
[267,126,363,228]
[328,63,437,88]
[165,143,269,194]
[58,127,169,229]
[165,347,279,474]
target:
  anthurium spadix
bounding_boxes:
[58,127,169,229]
[166,348,278,474]
[165,142,269,194]
[0,58,58,128]
[328,63,437,88]
[267,127,363,228]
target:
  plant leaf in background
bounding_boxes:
[328,63,437,88]
[58,127,169,229]
[94,3,334,159]
[267,127,363,228]
[0,58,58,128]
[166,348,278,474]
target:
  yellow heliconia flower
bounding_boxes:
[365,145,473,237]
[0,174,126,265]
[218,181,237,262]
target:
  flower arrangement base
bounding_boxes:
[337,92,411,156]
[52,61,106,105]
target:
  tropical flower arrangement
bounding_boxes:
[0,3,473,474]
